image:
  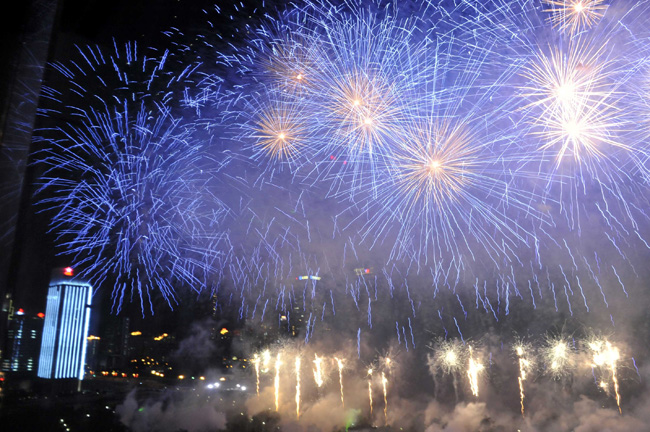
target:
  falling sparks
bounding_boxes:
[239,342,633,422]
[590,340,622,414]
[467,346,484,397]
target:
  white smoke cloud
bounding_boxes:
[117,389,227,432]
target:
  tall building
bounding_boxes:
[1,309,44,373]
[37,267,92,380]
[101,316,130,371]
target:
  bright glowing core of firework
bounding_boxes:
[397,122,476,208]
[555,82,577,105]
[543,0,607,35]
[552,343,567,370]
[442,347,460,373]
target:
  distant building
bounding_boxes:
[100,315,130,371]
[126,331,175,376]
[1,309,44,373]
[37,267,92,380]
[85,335,101,372]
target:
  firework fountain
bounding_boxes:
[295,356,301,419]
[515,344,532,416]
[335,357,345,409]
[367,368,373,417]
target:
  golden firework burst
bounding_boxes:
[543,0,608,35]
[395,121,477,209]
[520,40,613,118]
[327,71,402,157]
[262,36,321,92]
[252,100,306,162]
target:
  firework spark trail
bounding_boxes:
[358,328,361,358]
[590,340,622,414]
[382,371,388,425]
[242,338,635,424]
[467,346,484,397]
[262,349,271,372]
[515,345,531,416]
[335,357,345,408]
[313,354,324,388]
[275,353,282,412]
[367,368,373,417]
[253,354,260,396]
[295,356,301,419]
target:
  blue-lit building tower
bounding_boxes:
[37,267,92,381]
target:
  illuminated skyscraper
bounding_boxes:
[1,309,44,373]
[37,267,92,380]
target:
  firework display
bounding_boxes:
[247,337,630,425]
[30,0,650,428]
